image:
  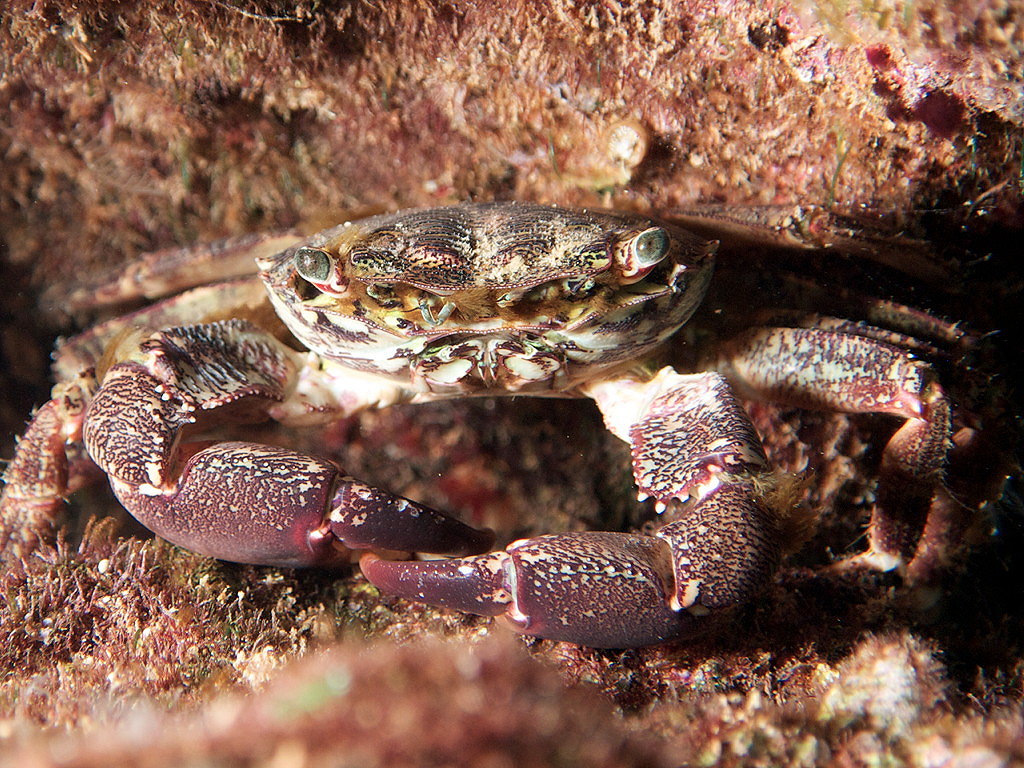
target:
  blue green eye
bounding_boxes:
[294,247,334,283]
[631,227,669,268]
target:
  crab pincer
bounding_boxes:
[107,441,493,567]
[79,320,493,567]
[361,533,697,648]
[361,481,781,648]
[363,370,784,649]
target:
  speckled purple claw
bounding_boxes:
[77,321,492,568]
[106,441,493,568]
[362,479,781,648]
[363,530,715,649]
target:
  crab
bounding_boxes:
[1,202,959,648]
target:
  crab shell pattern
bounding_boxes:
[0,202,951,648]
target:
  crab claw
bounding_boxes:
[362,481,781,648]
[328,476,495,557]
[77,322,494,569]
[107,441,493,568]
[361,532,700,648]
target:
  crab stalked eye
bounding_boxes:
[616,226,670,282]
[294,247,335,283]
[632,227,669,268]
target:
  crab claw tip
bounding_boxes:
[330,480,496,557]
[359,551,513,617]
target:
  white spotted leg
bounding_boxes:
[716,325,951,573]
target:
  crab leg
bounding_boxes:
[3,319,493,565]
[363,370,783,647]
[0,372,100,556]
[716,326,950,570]
[49,230,301,314]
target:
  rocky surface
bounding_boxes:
[2,1,1022,764]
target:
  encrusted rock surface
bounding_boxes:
[2,1,1022,765]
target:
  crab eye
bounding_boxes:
[617,226,670,282]
[632,227,669,268]
[294,247,334,283]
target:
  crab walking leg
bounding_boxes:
[0,373,99,556]
[716,326,950,569]
[363,370,783,648]
[0,401,69,552]
[54,230,301,313]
